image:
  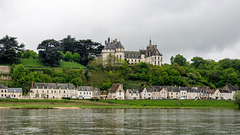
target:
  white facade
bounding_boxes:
[125,89,140,100]
[101,37,162,66]
[30,83,77,99]
[180,90,187,99]
[140,88,152,99]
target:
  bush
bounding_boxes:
[62,97,71,100]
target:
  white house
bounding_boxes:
[78,86,94,99]
[125,89,140,100]
[139,87,152,99]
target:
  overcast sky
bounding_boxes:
[1,0,240,63]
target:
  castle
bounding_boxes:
[100,37,163,66]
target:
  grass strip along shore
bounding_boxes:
[0,99,238,109]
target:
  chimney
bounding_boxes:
[56,82,58,86]
[69,82,70,87]
[105,40,107,48]
[31,81,33,88]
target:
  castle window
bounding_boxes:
[135,60,136,62]
[120,55,121,59]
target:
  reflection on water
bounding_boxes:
[0,109,240,134]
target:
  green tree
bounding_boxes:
[11,64,30,94]
[191,56,206,68]
[234,91,240,109]
[37,39,61,67]
[23,50,32,59]
[171,54,187,66]
[72,53,81,63]
[59,51,65,60]
[0,35,24,64]
[71,77,83,86]
[64,51,73,61]
[60,35,104,65]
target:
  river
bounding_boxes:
[0,109,240,134]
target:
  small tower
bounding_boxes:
[149,38,152,46]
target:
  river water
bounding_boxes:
[0,109,240,134]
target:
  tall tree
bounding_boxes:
[191,56,206,68]
[37,39,61,67]
[60,35,78,53]
[60,35,104,65]
[171,54,187,66]
[0,35,24,64]
[72,53,81,63]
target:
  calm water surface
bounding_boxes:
[0,109,240,135]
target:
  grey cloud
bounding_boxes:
[0,0,240,63]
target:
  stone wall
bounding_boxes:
[0,75,12,81]
[0,66,11,74]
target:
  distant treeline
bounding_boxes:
[0,35,104,66]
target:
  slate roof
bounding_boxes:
[33,83,76,89]
[78,86,94,91]
[224,84,239,91]
[125,51,141,59]
[127,89,139,93]
[208,90,215,94]
[108,84,121,93]
[0,84,7,89]
[104,37,124,50]
[139,87,145,93]
[219,89,231,93]
[8,88,22,93]
[165,86,180,92]
[151,86,165,92]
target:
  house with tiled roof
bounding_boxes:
[107,84,125,100]
[125,89,140,100]
[8,88,22,99]
[0,84,22,99]
[30,82,77,99]
[78,86,100,99]
[151,86,168,99]
[100,37,163,66]
[139,87,152,99]
[166,86,180,99]
[0,84,8,98]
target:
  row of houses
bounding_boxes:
[0,84,22,99]
[107,84,239,100]
[1,83,239,100]
[29,83,100,99]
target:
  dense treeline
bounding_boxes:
[87,55,240,90]
[0,35,103,66]
[37,35,103,66]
